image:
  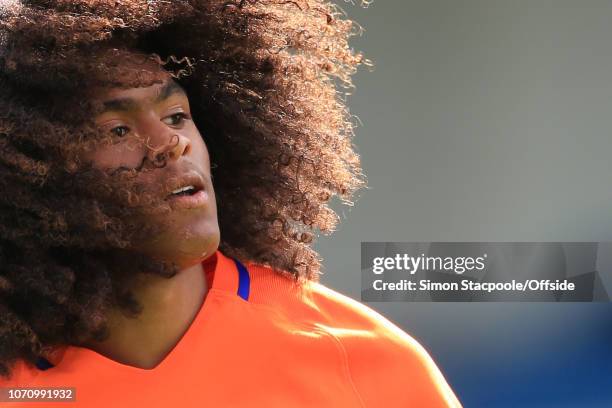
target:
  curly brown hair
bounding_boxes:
[0,0,367,378]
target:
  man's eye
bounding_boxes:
[164,112,190,126]
[111,126,129,137]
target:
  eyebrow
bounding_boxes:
[101,80,186,113]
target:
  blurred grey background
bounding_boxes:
[315,1,612,407]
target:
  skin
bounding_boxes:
[78,66,221,370]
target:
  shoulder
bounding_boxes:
[241,260,462,406]
[306,280,435,357]
[303,281,463,407]
[245,260,432,354]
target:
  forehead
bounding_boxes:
[100,79,186,110]
[97,78,185,104]
[92,77,187,114]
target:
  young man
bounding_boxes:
[0,1,462,406]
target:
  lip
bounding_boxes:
[164,171,206,201]
[163,170,209,210]
[166,189,208,210]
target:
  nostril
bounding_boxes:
[151,151,168,167]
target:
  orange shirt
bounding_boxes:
[1,250,462,407]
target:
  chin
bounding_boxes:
[137,226,220,268]
[186,234,221,263]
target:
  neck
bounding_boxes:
[81,260,209,369]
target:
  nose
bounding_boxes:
[145,129,191,167]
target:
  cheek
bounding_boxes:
[87,142,144,170]
[191,134,210,164]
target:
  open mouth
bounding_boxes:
[169,185,200,197]
[163,172,206,202]
[165,182,208,209]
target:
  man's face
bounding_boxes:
[83,74,220,269]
